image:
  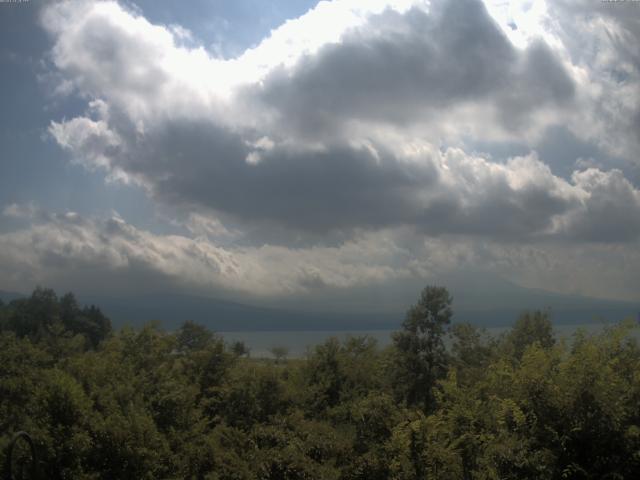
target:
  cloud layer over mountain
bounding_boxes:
[1,0,639,309]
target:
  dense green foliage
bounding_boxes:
[1,286,639,479]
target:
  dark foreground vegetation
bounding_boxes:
[1,287,639,479]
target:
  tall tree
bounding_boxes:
[391,285,453,412]
[506,309,555,360]
[176,320,214,352]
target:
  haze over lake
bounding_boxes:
[222,323,629,358]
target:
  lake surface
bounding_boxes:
[220,322,631,358]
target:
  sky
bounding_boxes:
[0,0,639,317]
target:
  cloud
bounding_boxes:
[254,0,574,136]
[48,97,640,242]
[24,0,640,303]
[2,202,38,219]
[559,168,640,242]
[541,0,640,164]
[41,0,613,239]
[1,207,638,304]
[0,208,412,299]
[49,100,124,176]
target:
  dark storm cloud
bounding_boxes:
[61,113,591,241]
[417,177,574,238]
[254,0,574,135]
[130,120,437,232]
[562,169,640,243]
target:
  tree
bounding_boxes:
[60,293,112,348]
[505,309,555,360]
[177,320,214,352]
[1,289,111,349]
[391,285,452,412]
[79,304,112,347]
[231,340,251,358]
[218,362,290,429]
[5,287,60,340]
[303,336,385,417]
[270,346,290,364]
[450,322,495,385]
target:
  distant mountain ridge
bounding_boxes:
[53,290,640,331]
[0,290,25,303]
[1,287,637,331]
[81,293,398,331]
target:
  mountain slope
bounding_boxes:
[2,284,637,331]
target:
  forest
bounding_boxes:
[1,286,639,479]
